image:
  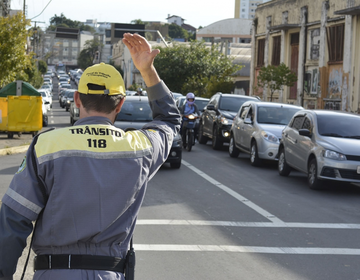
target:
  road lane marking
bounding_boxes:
[182,160,285,224]
[134,244,360,255]
[137,219,360,229]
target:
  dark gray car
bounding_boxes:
[114,96,182,169]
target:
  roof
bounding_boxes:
[0,81,40,97]
[197,18,252,36]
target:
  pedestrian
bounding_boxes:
[0,33,181,280]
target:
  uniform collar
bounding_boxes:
[75,116,113,126]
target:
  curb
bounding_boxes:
[0,145,30,156]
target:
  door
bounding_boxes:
[283,115,305,169]
[240,104,255,151]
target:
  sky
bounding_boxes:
[11,0,236,29]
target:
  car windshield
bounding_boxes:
[195,100,209,111]
[317,114,360,138]
[62,84,71,88]
[40,92,47,97]
[116,101,153,122]
[219,97,252,112]
[257,106,301,125]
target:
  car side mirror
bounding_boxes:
[207,104,216,111]
[299,129,312,137]
[244,118,253,124]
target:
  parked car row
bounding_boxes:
[196,92,360,190]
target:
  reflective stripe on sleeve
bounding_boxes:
[5,188,42,215]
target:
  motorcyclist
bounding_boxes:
[135,87,144,96]
[180,92,200,147]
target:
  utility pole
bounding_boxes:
[23,0,25,15]
[31,21,45,62]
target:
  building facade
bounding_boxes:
[250,0,360,113]
[0,0,10,17]
[235,0,271,19]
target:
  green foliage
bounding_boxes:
[131,19,145,25]
[128,83,142,91]
[16,58,43,89]
[0,13,31,87]
[168,24,195,41]
[47,13,96,33]
[109,60,124,77]
[77,38,103,69]
[255,63,297,101]
[38,60,48,74]
[77,49,93,70]
[153,41,242,97]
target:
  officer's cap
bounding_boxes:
[78,63,126,96]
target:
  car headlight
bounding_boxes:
[261,131,279,143]
[323,150,347,161]
[220,117,233,125]
[67,100,70,103]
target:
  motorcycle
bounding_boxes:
[182,113,199,152]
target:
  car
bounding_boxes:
[38,89,53,109]
[64,90,75,111]
[229,101,303,166]
[40,83,52,93]
[69,102,80,125]
[278,110,360,189]
[60,89,76,108]
[114,96,182,169]
[172,92,183,100]
[175,96,186,109]
[58,83,72,95]
[59,75,70,84]
[57,70,66,79]
[125,90,137,96]
[75,74,82,86]
[42,98,49,127]
[198,92,261,149]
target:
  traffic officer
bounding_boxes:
[0,33,181,280]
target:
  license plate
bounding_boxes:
[357,166,360,174]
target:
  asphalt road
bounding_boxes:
[1,79,360,279]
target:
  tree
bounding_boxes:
[168,24,188,40]
[153,41,242,97]
[77,38,103,69]
[0,13,31,87]
[47,13,95,33]
[16,58,43,89]
[38,60,48,74]
[255,63,297,102]
[131,19,145,25]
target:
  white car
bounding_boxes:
[38,89,52,110]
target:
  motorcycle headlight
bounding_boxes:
[323,150,347,161]
[188,115,195,120]
[220,117,232,125]
[261,131,279,143]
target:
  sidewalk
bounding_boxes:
[0,132,32,156]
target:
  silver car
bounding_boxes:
[278,110,360,189]
[229,101,303,166]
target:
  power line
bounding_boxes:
[30,0,53,20]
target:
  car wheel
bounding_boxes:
[70,117,74,125]
[198,123,209,144]
[7,132,14,139]
[308,158,324,190]
[229,134,240,158]
[278,147,291,176]
[170,161,181,169]
[43,115,48,127]
[250,141,261,166]
[212,125,223,150]
[66,107,69,112]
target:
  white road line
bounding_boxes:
[137,219,360,229]
[134,244,360,255]
[182,160,285,224]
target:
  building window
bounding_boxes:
[257,38,265,67]
[242,9,245,12]
[327,24,344,62]
[271,36,281,66]
[310,28,320,60]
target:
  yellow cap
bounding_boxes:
[78,63,126,96]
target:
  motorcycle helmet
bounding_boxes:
[186,92,195,105]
